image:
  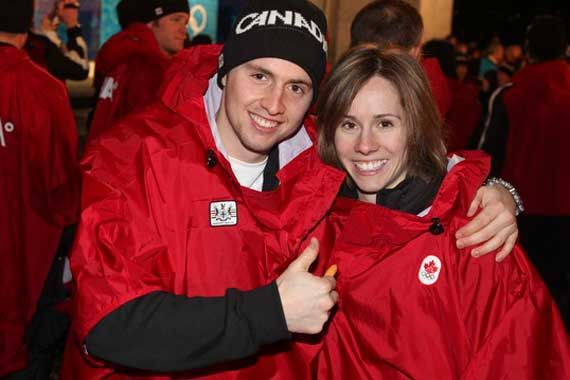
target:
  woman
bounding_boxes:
[315,46,569,379]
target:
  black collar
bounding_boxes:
[262,146,280,191]
[339,174,444,215]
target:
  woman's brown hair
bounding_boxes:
[317,44,447,183]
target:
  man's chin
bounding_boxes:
[242,141,274,160]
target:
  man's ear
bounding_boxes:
[147,19,158,29]
[220,74,227,87]
[410,45,422,60]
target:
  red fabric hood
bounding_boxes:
[0,44,28,69]
[511,60,570,98]
[160,44,222,111]
[94,23,162,92]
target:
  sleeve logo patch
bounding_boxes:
[99,77,118,100]
[0,118,15,148]
[418,255,442,285]
[210,201,238,227]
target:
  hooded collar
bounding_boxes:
[94,23,163,89]
[336,152,490,247]
[0,43,28,69]
[511,59,570,95]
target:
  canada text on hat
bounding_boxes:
[235,10,328,54]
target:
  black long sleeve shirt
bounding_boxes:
[85,282,291,373]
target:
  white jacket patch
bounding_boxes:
[418,255,442,285]
[210,201,238,227]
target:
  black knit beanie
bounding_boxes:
[137,0,190,24]
[117,0,141,28]
[0,0,34,34]
[217,0,328,102]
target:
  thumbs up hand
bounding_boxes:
[276,238,338,334]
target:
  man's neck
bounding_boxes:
[158,46,174,59]
[0,32,27,49]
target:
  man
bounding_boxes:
[25,0,89,82]
[478,39,504,78]
[88,0,190,141]
[483,14,570,330]
[64,0,340,378]
[350,0,520,259]
[0,1,80,378]
[64,0,521,378]
[503,43,523,71]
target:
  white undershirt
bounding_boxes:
[228,155,268,191]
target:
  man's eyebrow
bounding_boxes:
[289,78,312,88]
[245,63,274,77]
[244,63,312,88]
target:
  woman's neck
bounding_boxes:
[357,191,377,204]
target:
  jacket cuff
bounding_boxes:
[240,282,291,346]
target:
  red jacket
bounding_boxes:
[445,78,482,151]
[63,45,344,379]
[0,44,80,376]
[317,151,570,379]
[88,23,170,141]
[502,60,570,215]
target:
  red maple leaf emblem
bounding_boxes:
[424,260,438,274]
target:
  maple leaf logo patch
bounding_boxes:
[418,255,442,285]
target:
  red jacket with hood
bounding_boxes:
[501,60,570,215]
[89,23,170,141]
[0,44,80,376]
[63,45,344,379]
[316,151,570,379]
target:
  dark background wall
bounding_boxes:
[452,0,569,46]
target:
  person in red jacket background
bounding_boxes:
[0,1,80,378]
[315,45,570,379]
[482,14,570,330]
[93,0,156,94]
[87,0,190,141]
